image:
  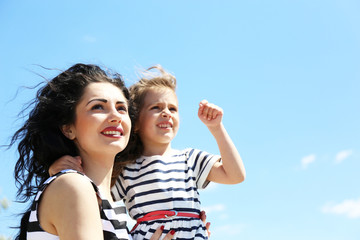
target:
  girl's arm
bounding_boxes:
[49,155,83,176]
[198,100,246,184]
[39,173,104,240]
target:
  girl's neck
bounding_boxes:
[143,143,173,156]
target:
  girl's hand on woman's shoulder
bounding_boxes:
[49,155,83,176]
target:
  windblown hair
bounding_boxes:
[130,65,177,114]
[10,63,131,202]
[113,65,177,179]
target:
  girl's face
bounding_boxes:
[63,82,131,159]
[136,87,179,151]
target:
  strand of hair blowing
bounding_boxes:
[12,74,81,202]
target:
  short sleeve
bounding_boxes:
[186,148,221,189]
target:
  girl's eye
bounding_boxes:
[150,106,160,110]
[170,107,177,112]
[91,104,104,110]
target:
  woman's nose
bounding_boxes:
[110,117,122,123]
[109,110,122,123]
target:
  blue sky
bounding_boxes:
[0,0,359,239]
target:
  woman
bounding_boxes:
[11,63,174,239]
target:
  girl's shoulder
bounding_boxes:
[170,148,197,155]
[180,148,204,156]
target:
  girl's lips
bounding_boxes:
[101,127,124,137]
[157,121,173,129]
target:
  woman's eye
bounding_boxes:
[117,106,128,112]
[91,104,104,110]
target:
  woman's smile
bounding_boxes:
[101,126,124,138]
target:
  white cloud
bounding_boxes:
[322,198,360,219]
[301,154,316,169]
[83,35,97,43]
[335,149,353,164]
[203,182,219,192]
[218,213,229,220]
[202,204,226,215]
[211,223,246,237]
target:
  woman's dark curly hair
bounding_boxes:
[10,63,133,202]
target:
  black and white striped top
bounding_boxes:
[112,148,220,240]
[26,169,131,240]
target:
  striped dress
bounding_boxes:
[112,148,220,240]
[26,169,131,240]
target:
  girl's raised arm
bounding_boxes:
[198,100,246,184]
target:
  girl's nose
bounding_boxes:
[161,109,172,118]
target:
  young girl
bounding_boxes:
[113,66,245,239]
[51,65,244,239]
[10,64,175,240]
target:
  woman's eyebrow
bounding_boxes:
[86,99,127,106]
[117,101,128,106]
[86,98,107,106]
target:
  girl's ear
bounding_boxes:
[134,121,140,133]
[61,124,76,140]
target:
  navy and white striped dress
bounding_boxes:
[112,148,220,240]
[26,169,131,240]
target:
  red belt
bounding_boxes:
[131,210,200,232]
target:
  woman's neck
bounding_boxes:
[80,153,114,200]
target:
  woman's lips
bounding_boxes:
[101,126,124,137]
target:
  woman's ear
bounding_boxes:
[61,124,76,140]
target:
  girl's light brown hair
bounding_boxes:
[113,65,177,181]
[130,64,177,118]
